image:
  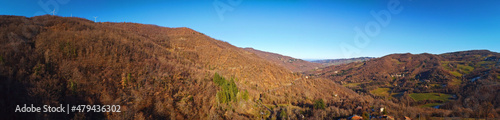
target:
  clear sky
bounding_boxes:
[1,0,499,59]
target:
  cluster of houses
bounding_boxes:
[390,74,405,77]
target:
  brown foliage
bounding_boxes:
[0,15,457,119]
[307,50,500,118]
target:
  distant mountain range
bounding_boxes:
[243,48,373,72]
[311,57,373,66]
[305,50,500,118]
[243,48,323,72]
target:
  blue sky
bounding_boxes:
[1,0,499,59]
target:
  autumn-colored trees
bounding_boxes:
[2,15,497,119]
[0,15,218,119]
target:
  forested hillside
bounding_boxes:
[307,50,500,118]
[1,15,403,119]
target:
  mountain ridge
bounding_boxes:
[0,15,385,119]
[311,57,373,66]
[243,47,323,72]
[306,50,500,118]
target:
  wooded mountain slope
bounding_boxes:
[0,15,401,119]
[307,50,500,118]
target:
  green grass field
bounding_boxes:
[449,71,462,77]
[342,82,360,87]
[370,88,391,97]
[420,103,442,108]
[441,61,474,75]
[429,84,440,87]
[456,64,474,74]
[392,59,402,65]
[354,63,364,67]
[441,61,452,70]
[410,93,451,102]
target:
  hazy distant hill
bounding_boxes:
[311,57,373,66]
[307,50,500,118]
[243,48,323,72]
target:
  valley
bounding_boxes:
[305,51,500,118]
[0,15,498,119]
